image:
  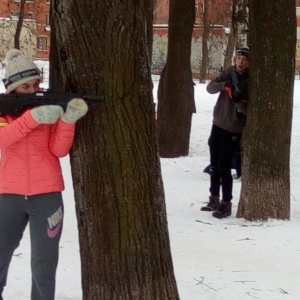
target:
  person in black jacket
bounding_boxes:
[200,47,249,218]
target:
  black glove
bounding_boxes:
[233,85,248,103]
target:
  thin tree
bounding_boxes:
[50,0,179,299]
[157,0,196,158]
[199,0,210,83]
[223,1,235,69]
[14,0,26,49]
[237,0,296,220]
[232,0,248,47]
[198,0,233,79]
[223,24,235,68]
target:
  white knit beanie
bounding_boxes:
[3,49,41,93]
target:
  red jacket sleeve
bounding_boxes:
[48,119,76,157]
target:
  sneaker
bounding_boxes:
[212,200,232,218]
[200,195,220,211]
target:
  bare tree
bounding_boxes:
[157,0,196,157]
[0,0,49,58]
[223,2,235,69]
[14,0,26,49]
[50,0,179,299]
[237,0,296,220]
[197,0,233,79]
[232,0,248,47]
[199,0,210,82]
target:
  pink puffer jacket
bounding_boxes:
[0,110,75,195]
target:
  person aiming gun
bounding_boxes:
[200,47,249,218]
[0,49,88,300]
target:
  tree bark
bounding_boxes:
[157,0,196,158]
[237,0,296,220]
[232,0,248,47]
[51,1,179,299]
[223,27,235,69]
[223,9,236,70]
[14,0,26,49]
[199,0,210,82]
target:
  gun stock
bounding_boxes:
[0,91,104,116]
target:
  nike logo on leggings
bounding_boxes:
[47,206,63,238]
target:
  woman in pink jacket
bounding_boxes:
[0,49,88,300]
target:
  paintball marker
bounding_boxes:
[230,67,241,97]
[229,67,249,103]
[0,90,104,116]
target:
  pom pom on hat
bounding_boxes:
[3,49,41,93]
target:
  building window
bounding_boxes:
[11,11,19,21]
[46,13,49,26]
[46,0,50,3]
[37,37,47,51]
[12,0,34,2]
[12,11,35,20]
[24,12,34,19]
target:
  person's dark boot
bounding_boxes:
[201,195,220,211]
[0,288,3,300]
[212,200,232,218]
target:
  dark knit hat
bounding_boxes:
[3,49,41,93]
[235,47,249,59]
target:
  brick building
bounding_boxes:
[154,0,300,74]
[1,1,299,73]
[153,0,232,77]
[0,0,50,61]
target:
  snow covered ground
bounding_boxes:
[1,61,300,299]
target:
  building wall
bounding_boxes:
[1,1,299,74]
[154,0,300,76]
[0,20,37,60]
[0,0,50,61]
[152,26,228,79]
[153,0,231,78]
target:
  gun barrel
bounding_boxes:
[0,91,104,116]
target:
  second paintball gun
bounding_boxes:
[0,91,104,116]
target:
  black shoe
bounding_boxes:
[212,200,232,218]
[201,195,220,211]
[203,164,212,174]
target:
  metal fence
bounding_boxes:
[40,66,49,83]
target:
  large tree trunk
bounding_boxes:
[237,0,296,220]
[157,0,196,158]
[51,1,179,299]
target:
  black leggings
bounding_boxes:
[0,192,63,300]
[209,124,241,201]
